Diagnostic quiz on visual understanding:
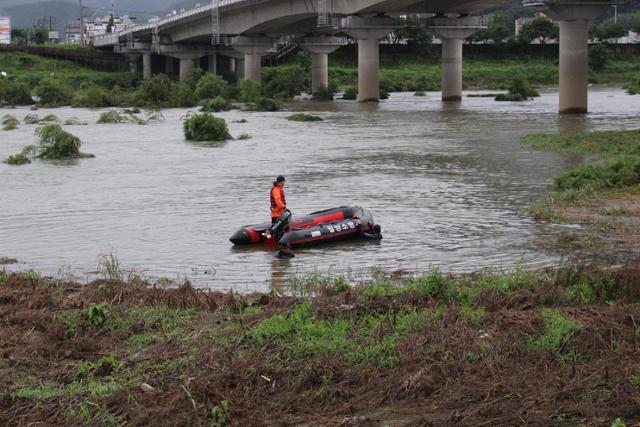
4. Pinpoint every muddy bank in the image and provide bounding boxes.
[1,266,640,426]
